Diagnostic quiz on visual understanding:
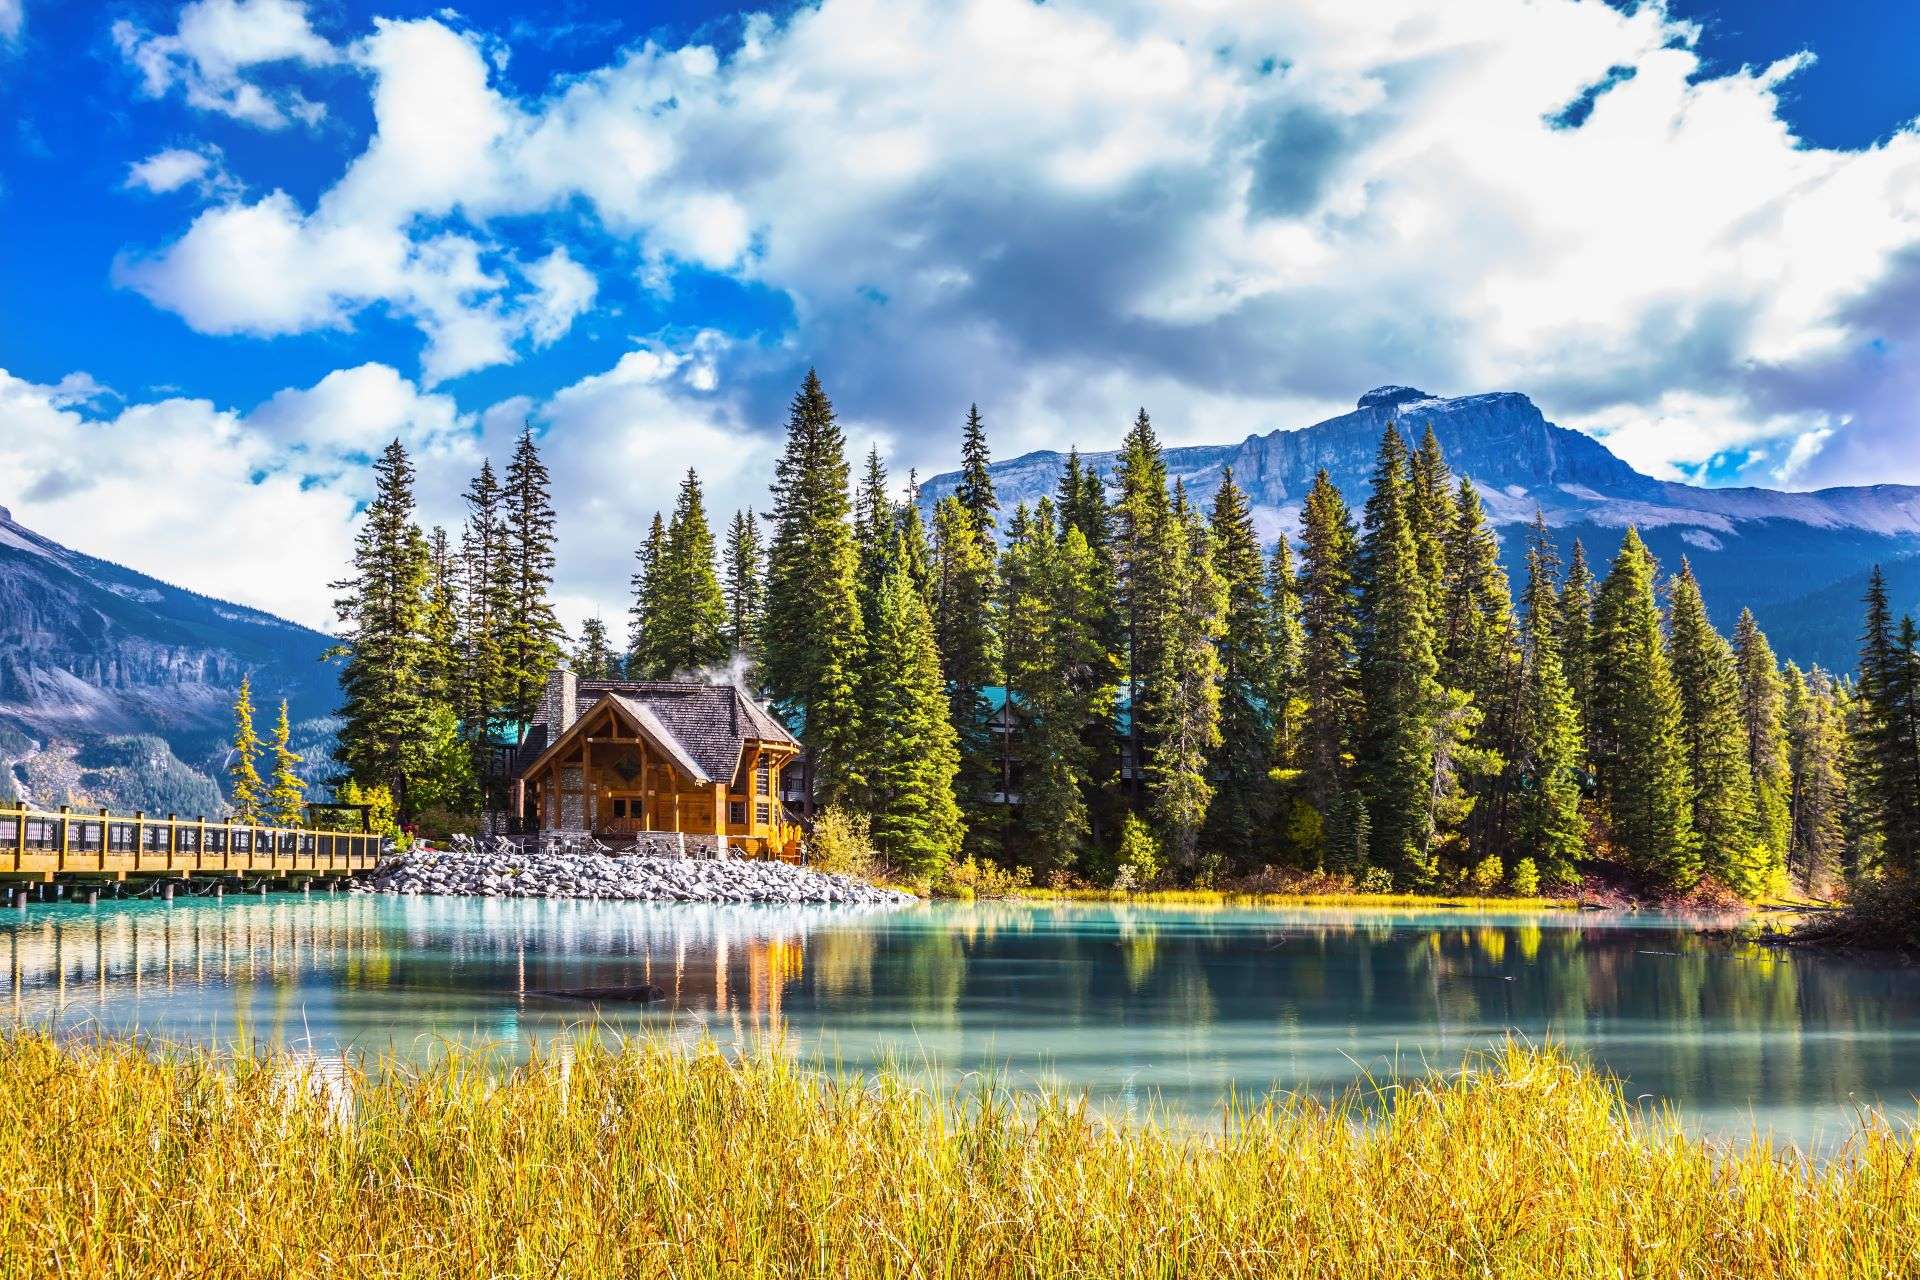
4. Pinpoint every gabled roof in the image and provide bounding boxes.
[514,678,799,784]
